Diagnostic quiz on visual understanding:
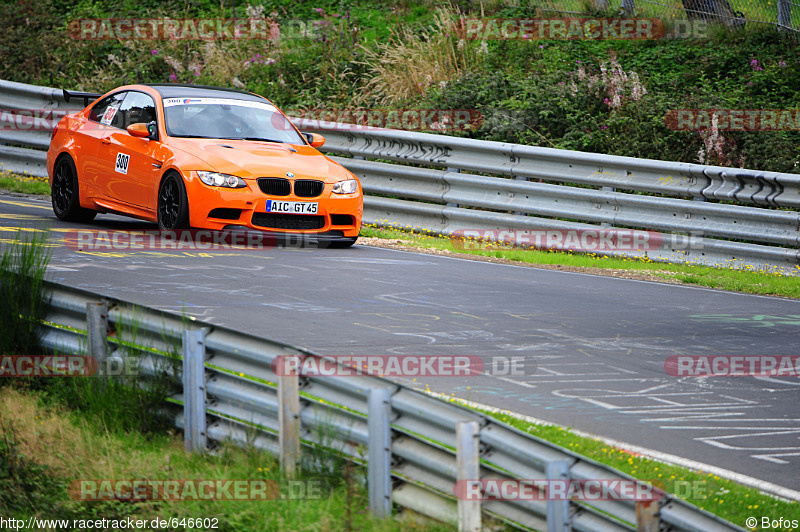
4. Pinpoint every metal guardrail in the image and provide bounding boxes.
[0,79,798,272]
[38,279,751,531]
[294,119,800,272]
